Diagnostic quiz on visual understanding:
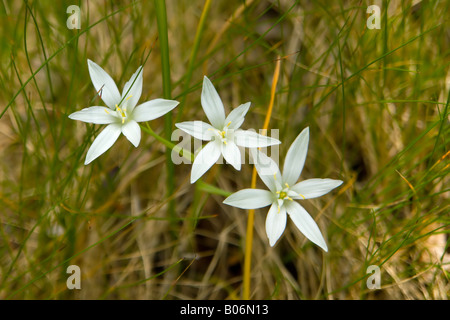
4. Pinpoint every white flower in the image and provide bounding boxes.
[69,59,179,165]
[175,76,281,183]
[223,127,343,251]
